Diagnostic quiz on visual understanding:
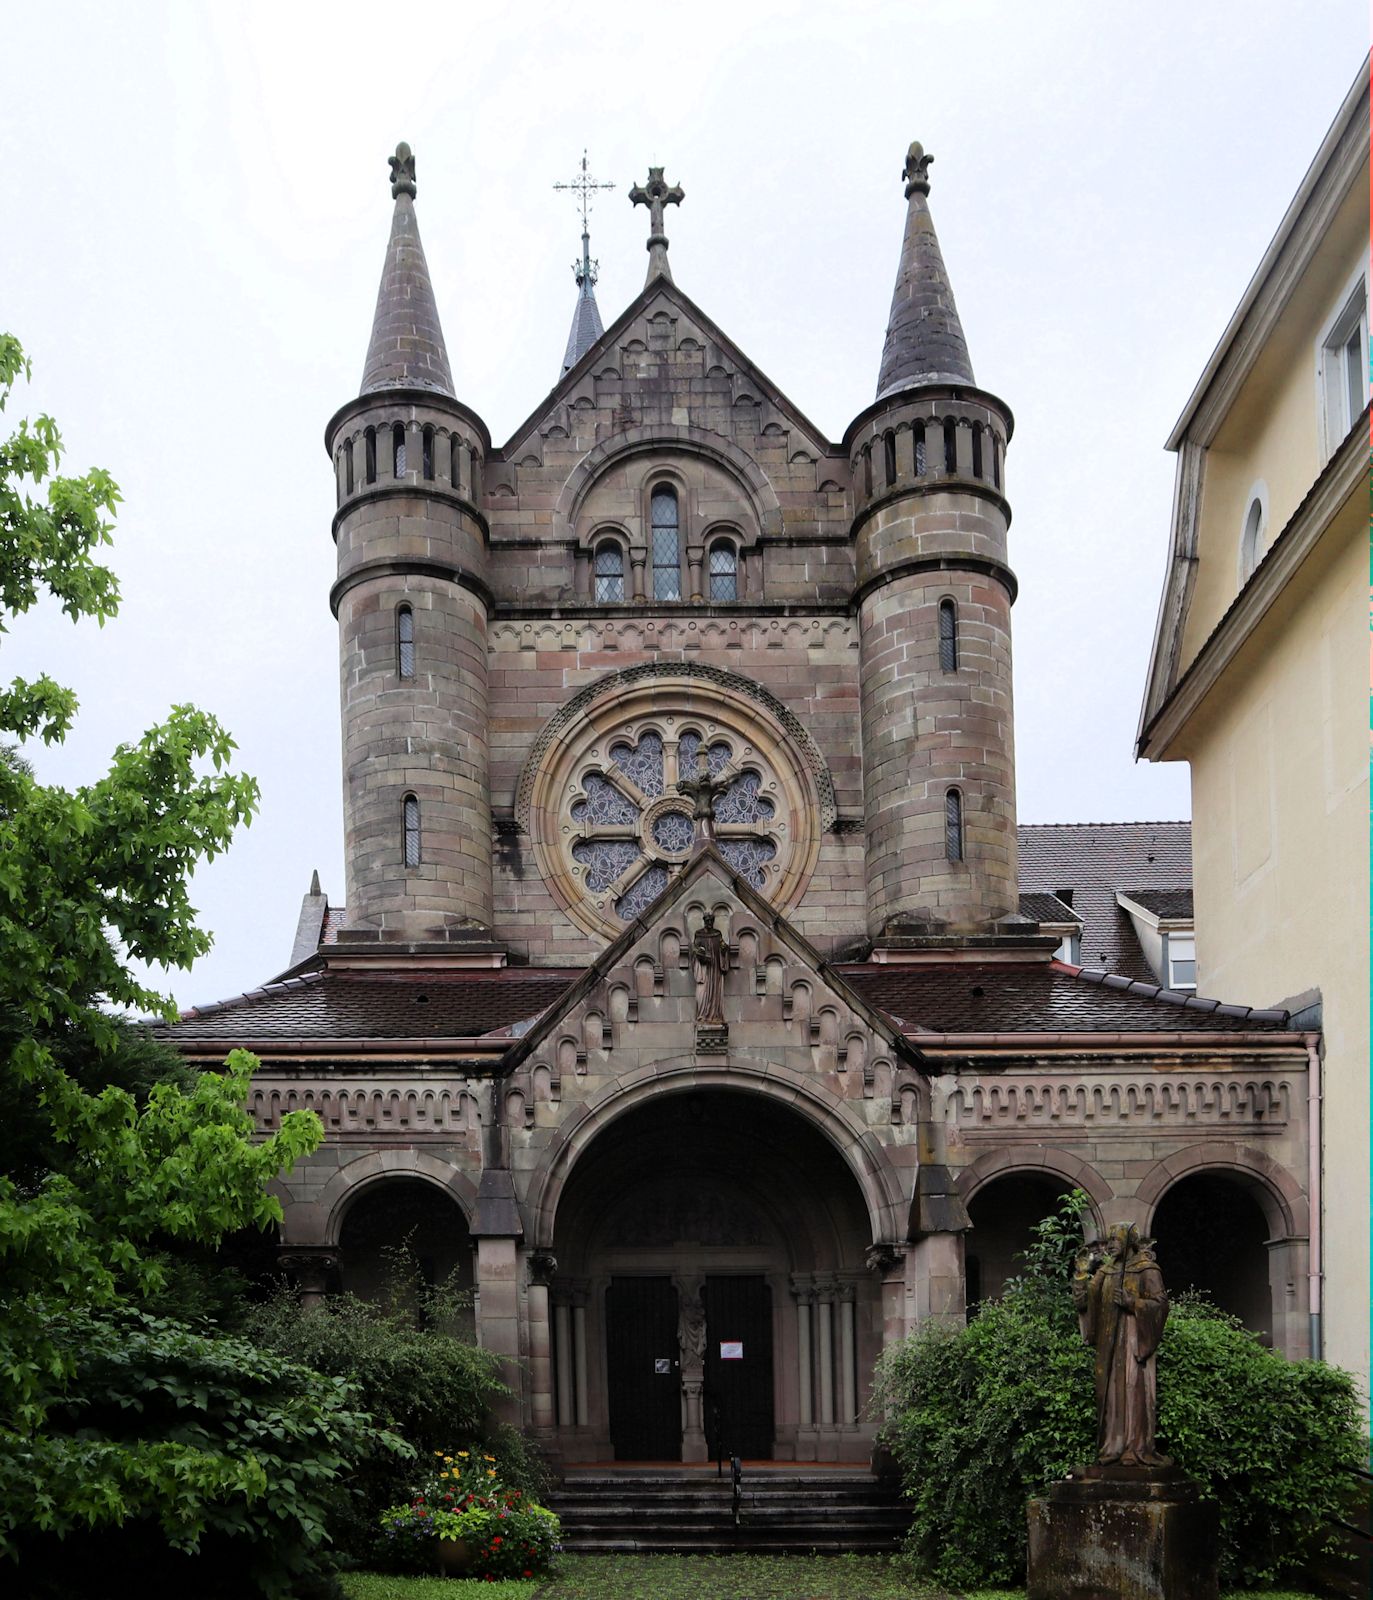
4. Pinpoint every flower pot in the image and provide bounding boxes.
[436,1537,474,1576]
